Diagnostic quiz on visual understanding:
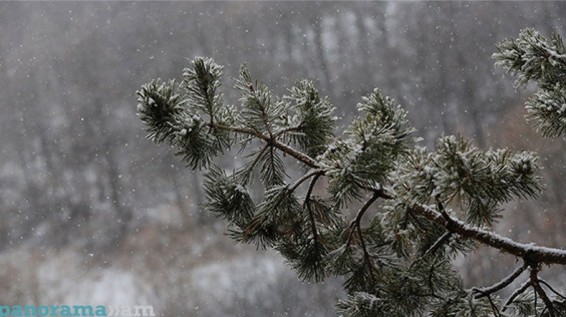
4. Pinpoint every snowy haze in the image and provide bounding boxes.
[1,2,565,316]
